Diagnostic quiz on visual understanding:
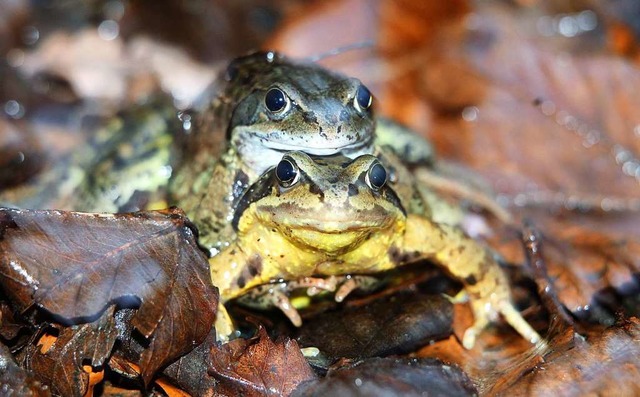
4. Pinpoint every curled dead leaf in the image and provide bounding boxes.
[0,207,218,384]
